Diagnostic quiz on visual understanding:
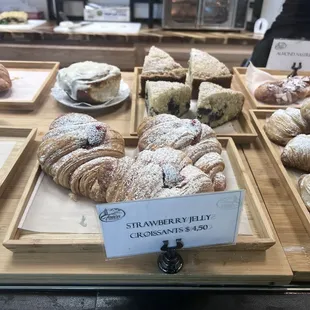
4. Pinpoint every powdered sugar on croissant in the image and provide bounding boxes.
[37,113,125,202]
